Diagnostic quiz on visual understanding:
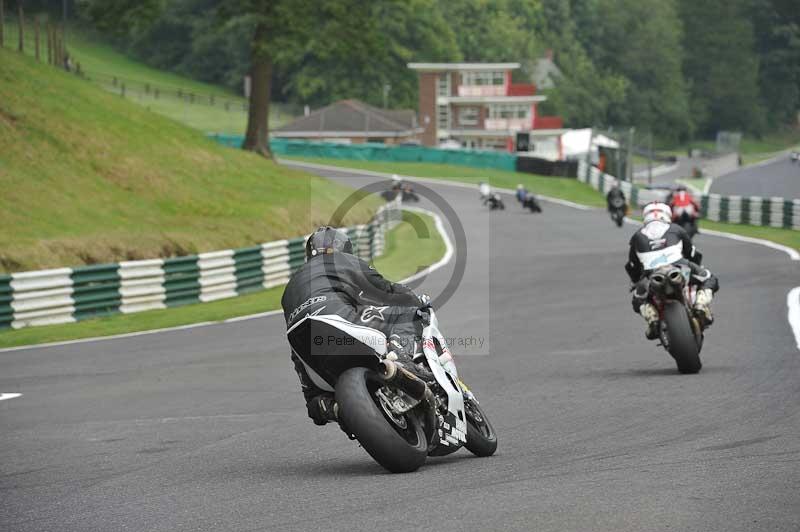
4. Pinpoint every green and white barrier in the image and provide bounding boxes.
[578,159,800,230]
[0,202,401,330]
